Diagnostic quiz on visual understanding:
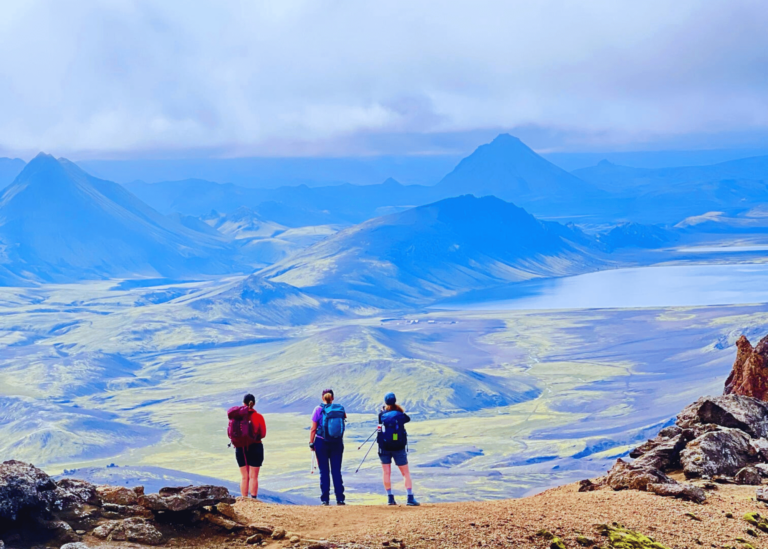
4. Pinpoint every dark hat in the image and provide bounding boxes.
[384,392,397,405]
[322,388,334,397]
